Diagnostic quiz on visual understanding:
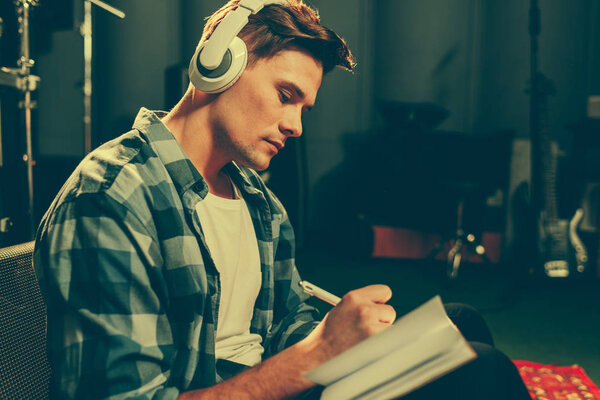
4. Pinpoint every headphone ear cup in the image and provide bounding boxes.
[188,36,248,93]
